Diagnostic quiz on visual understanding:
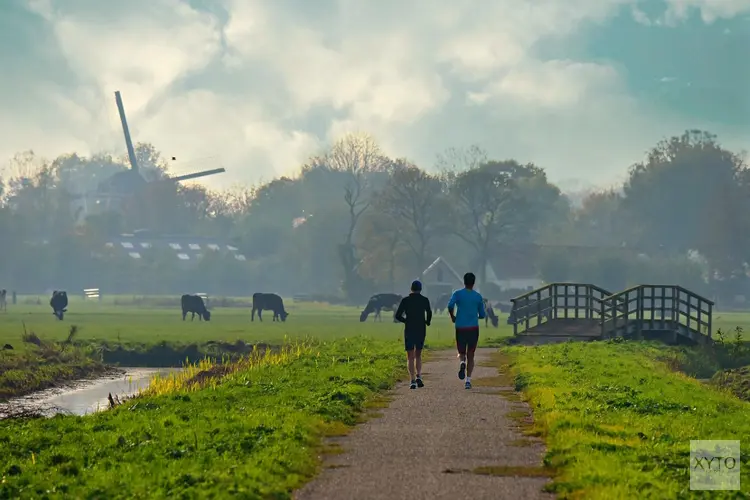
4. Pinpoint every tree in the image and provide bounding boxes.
[435,144,488,175]
[375,159,450,276]
[622,129,749,278]
[323,133,388,300]
[447,162,523,286]
[357,210,408,290]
